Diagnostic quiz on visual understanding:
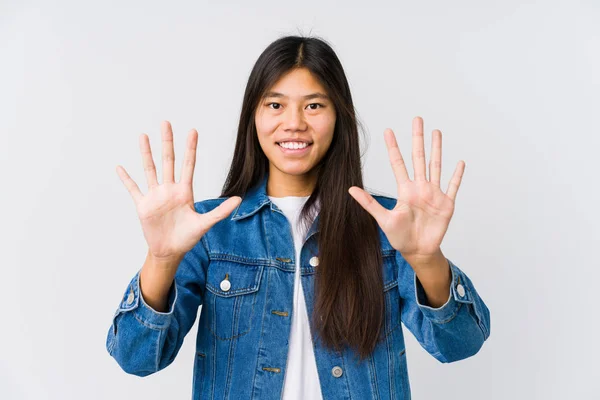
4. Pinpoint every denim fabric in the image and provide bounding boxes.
[106,174,491,399]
